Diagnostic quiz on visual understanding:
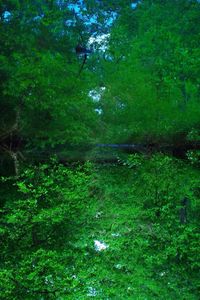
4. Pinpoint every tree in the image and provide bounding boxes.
[98,0,200,145]
[0,0,98,174]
